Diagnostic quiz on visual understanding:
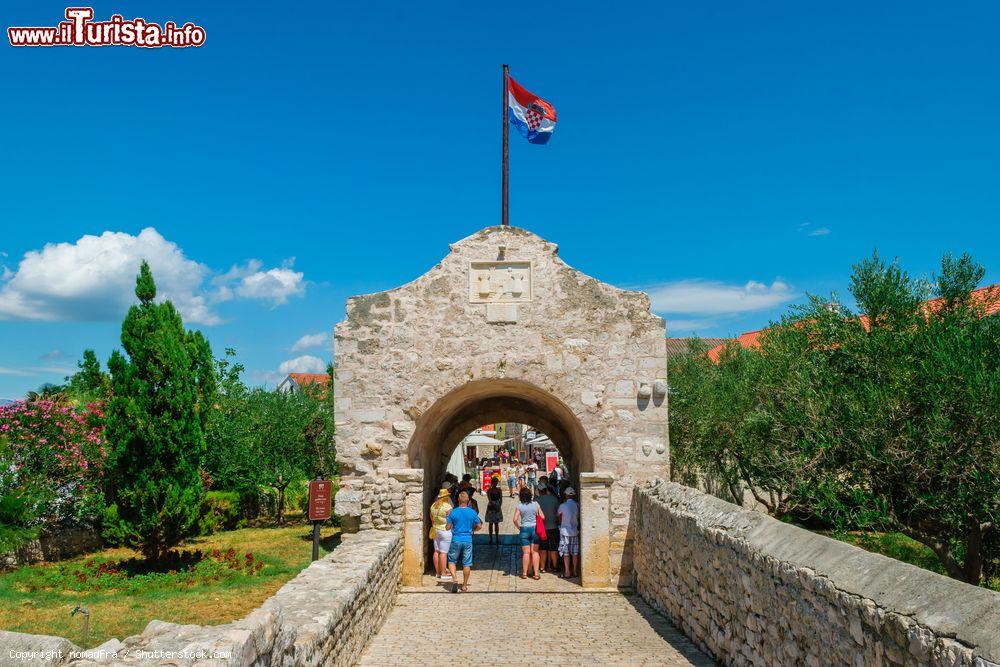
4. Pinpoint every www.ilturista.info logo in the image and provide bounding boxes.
[8,8,205,48]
